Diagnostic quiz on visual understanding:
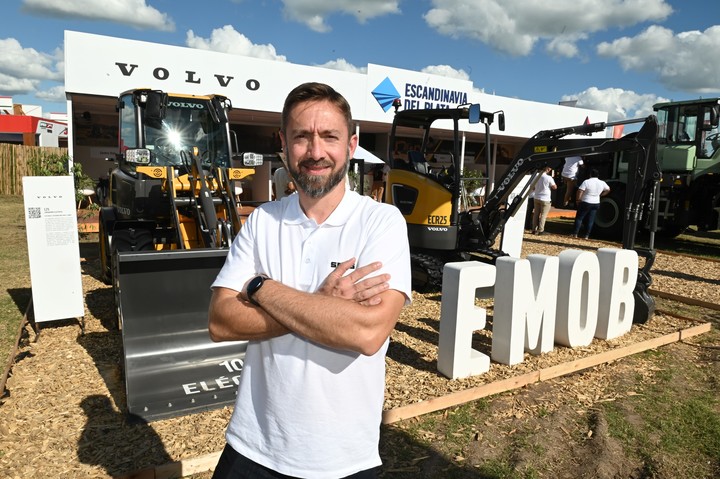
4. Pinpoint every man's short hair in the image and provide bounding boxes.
[281,82,353,137]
